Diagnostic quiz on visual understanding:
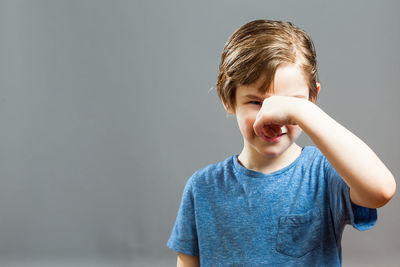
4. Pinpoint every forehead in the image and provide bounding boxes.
[237,63,309,98]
